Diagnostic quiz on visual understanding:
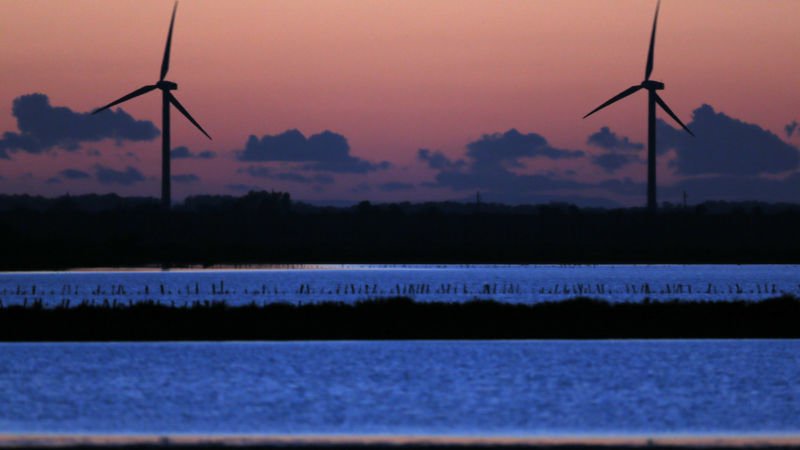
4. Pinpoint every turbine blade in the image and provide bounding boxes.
[91,85,157,114]
[168,93,212,139]
[655,93,694,136]
[645,0,660,80]
[160,2,178,81]
[583,85,643,119]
